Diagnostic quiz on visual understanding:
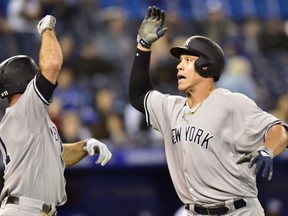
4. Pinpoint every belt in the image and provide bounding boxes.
[185,198,246,215]
[5,196,57,216]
